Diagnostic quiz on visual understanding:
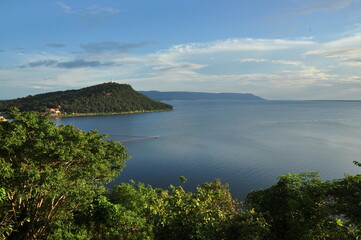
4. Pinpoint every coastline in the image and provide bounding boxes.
[53,108,173,118]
